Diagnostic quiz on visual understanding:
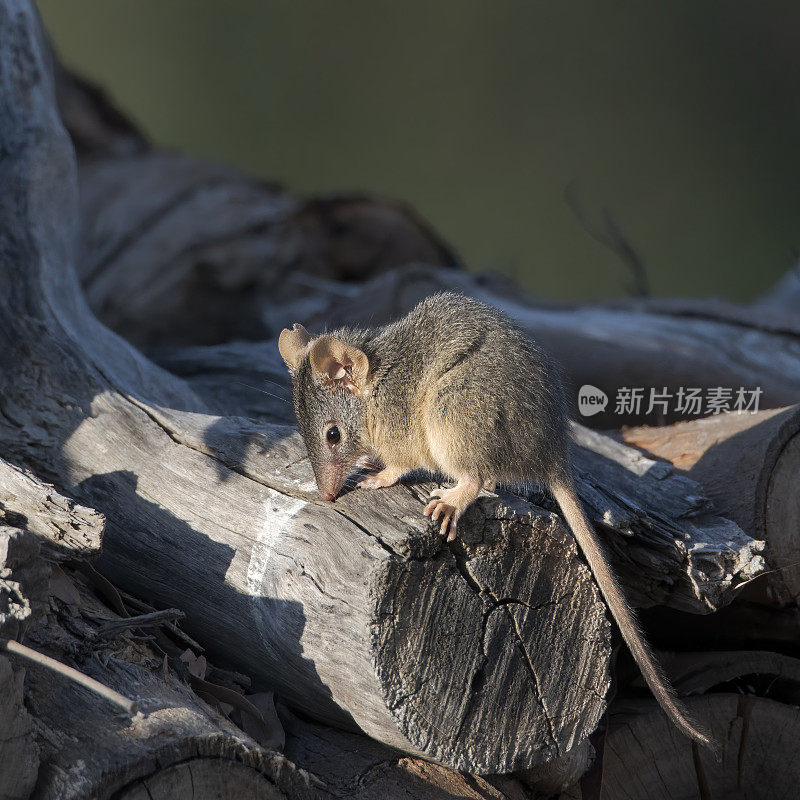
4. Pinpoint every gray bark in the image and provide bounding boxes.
[0,457,104,562]
[283,264,800,427]
[74,152,458,348]
[618,405,800,607]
